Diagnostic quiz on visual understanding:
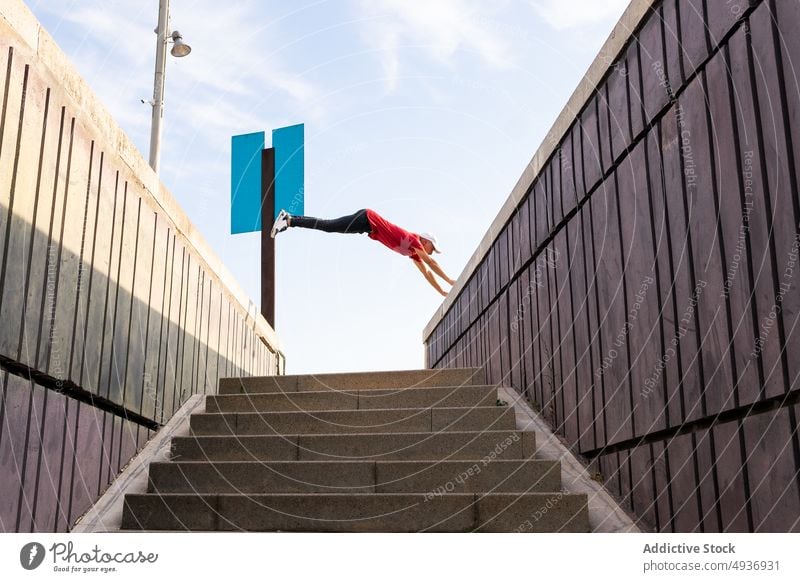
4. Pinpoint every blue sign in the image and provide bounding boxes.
[230,124,305,234]
[230,131,265,234]
[272,124,305,220]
